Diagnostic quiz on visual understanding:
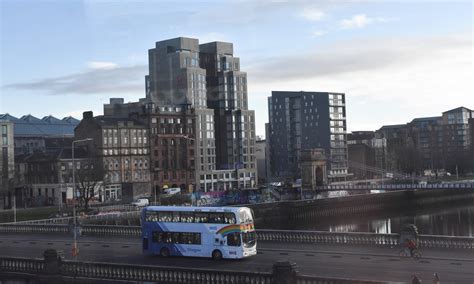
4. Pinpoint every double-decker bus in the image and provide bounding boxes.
[141,206,257,259]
